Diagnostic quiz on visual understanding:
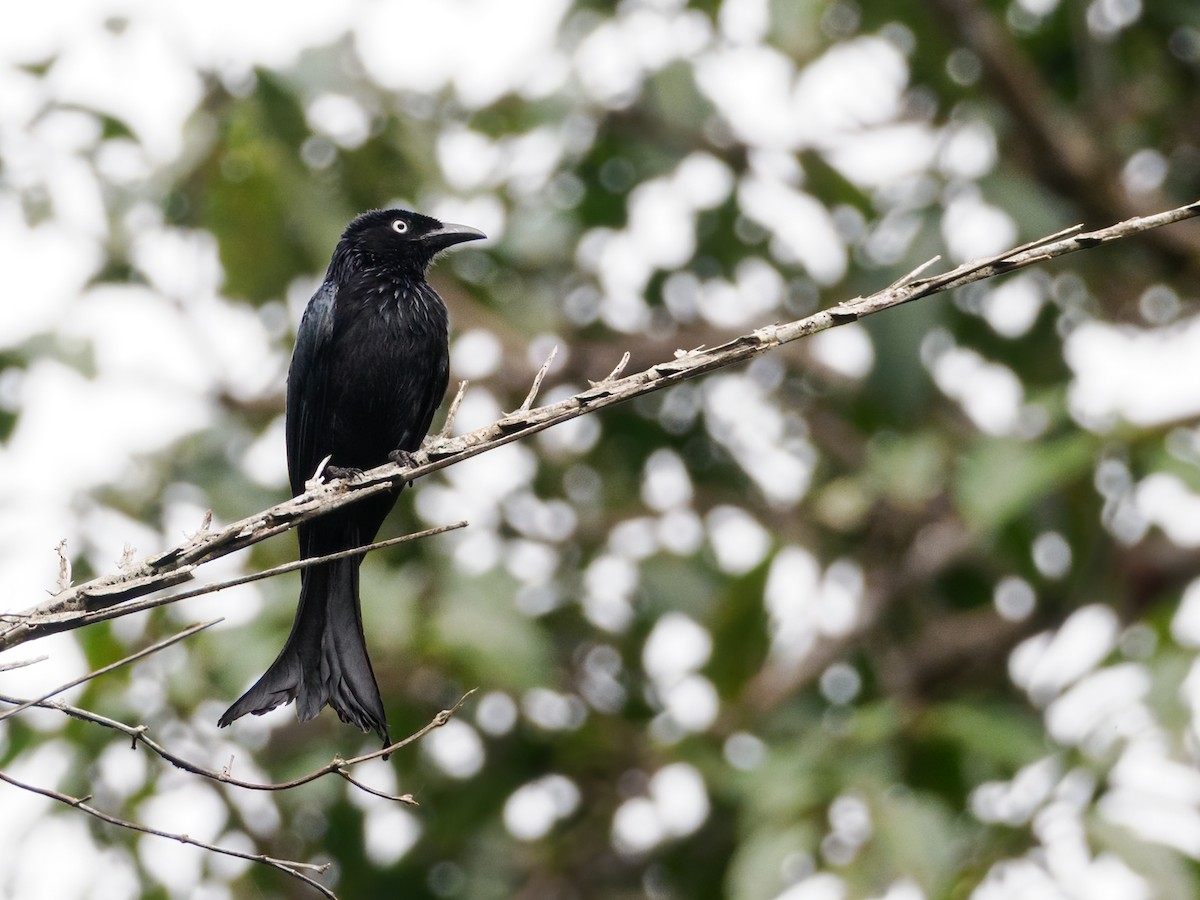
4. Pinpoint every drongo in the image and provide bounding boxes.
[219,209,485,743]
